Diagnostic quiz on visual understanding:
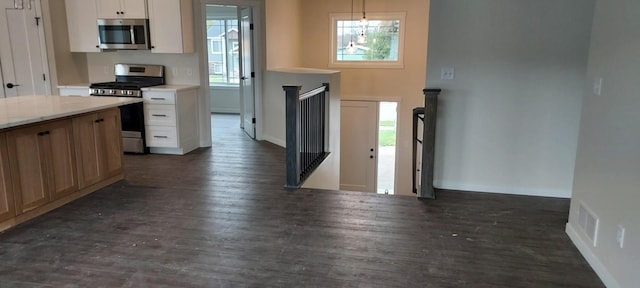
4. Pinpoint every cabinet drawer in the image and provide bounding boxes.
[145,105,176,126]
[146,126,178,148]
[143,91,176,104]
